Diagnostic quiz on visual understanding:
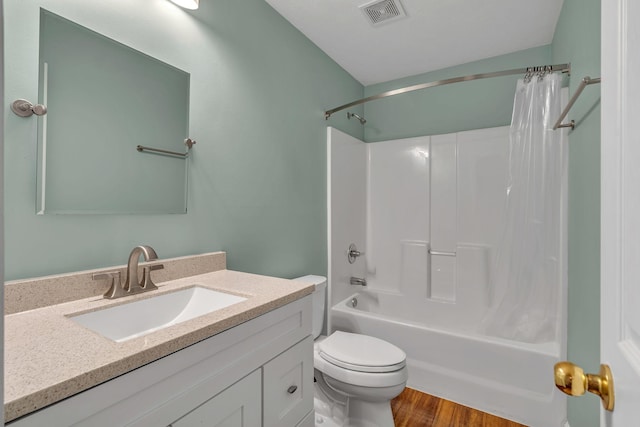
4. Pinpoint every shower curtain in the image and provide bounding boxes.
[483,73,565,343]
